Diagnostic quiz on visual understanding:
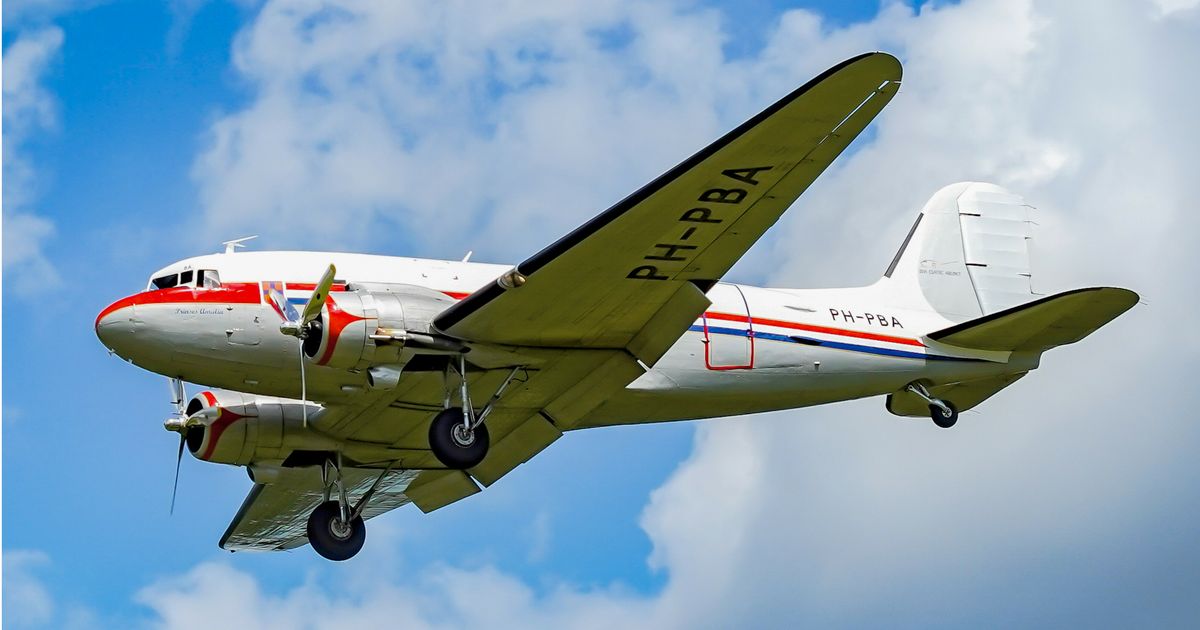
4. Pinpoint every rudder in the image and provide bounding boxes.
[881,182,1036,321]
